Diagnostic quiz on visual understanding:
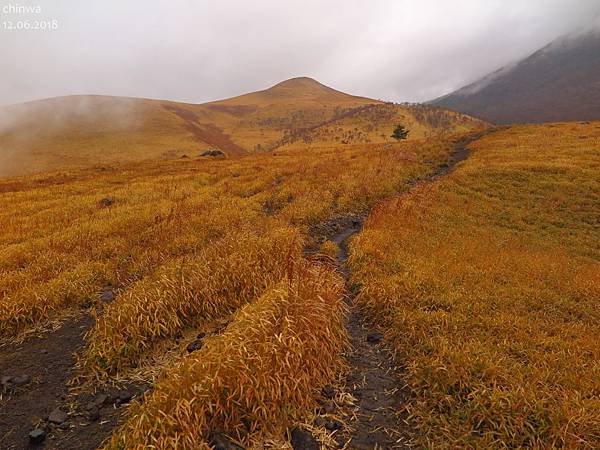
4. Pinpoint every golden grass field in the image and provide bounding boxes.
[0,122,472,446]
[1,78,598,449]
[349,122,600,448]
[0,137,462,341]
